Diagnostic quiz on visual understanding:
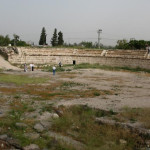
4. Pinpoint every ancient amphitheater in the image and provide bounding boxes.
[0,46,150,69]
